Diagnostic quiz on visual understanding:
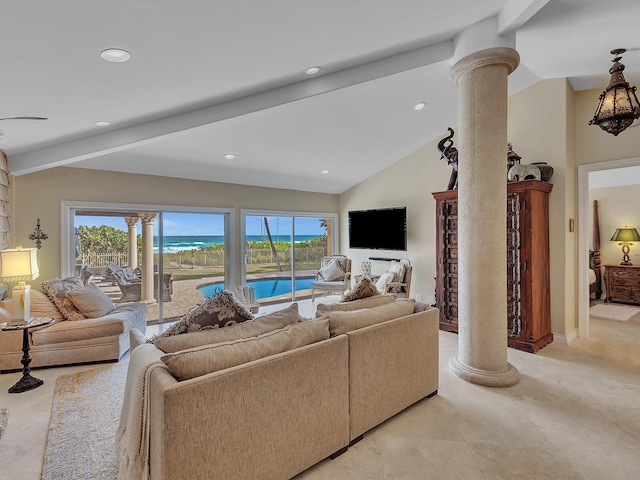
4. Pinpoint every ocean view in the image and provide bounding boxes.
[155,234,322,252]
